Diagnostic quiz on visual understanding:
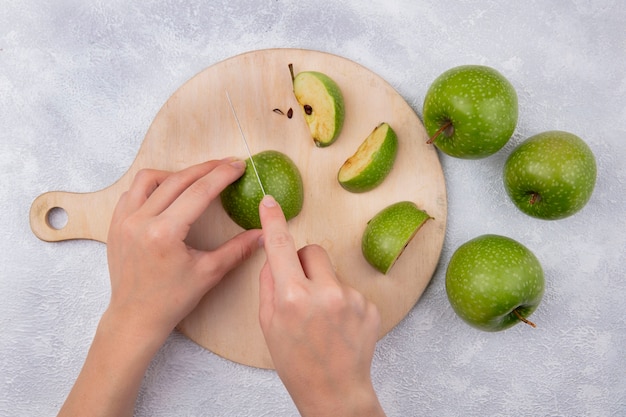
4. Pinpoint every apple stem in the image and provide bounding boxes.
[513,309,537,328]
[426,120,453,145]
[529,193,541,205]
[288,63,295,83]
